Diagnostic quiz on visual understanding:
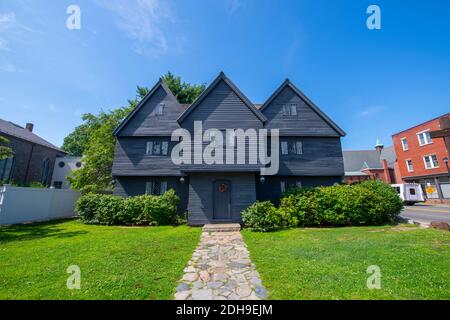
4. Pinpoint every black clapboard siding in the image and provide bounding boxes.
[256,175,342,204]
[118,85,183,136]
[262,85,340,136]
[114,176,189,214]
[112,137,182,176]
[182,80,264,131]
[187,173,256,226]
